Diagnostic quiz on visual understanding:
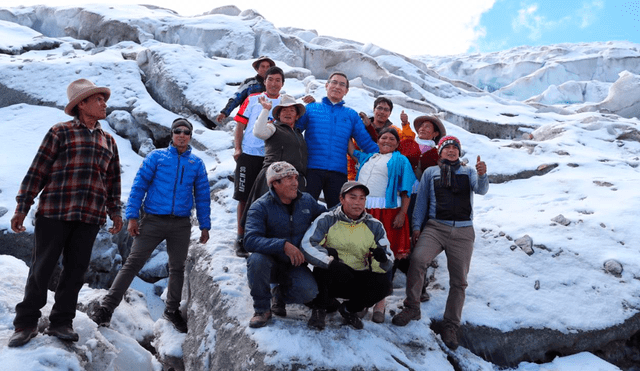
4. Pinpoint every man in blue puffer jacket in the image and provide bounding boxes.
[90,118,211,333]
[296,72,378,208]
